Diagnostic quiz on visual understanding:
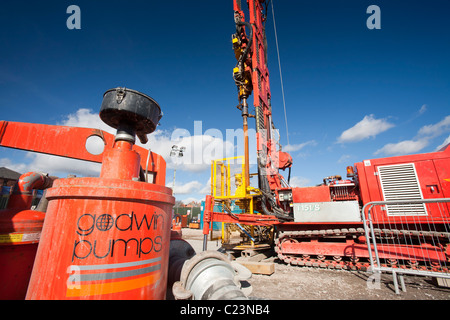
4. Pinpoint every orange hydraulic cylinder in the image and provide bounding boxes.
[26,141,175,300]
[202,195,213,236]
